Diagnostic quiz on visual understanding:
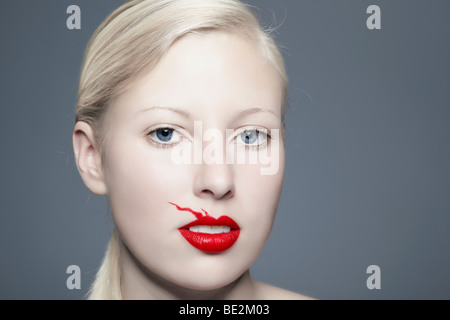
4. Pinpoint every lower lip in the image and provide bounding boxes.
[179,229,240,253]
